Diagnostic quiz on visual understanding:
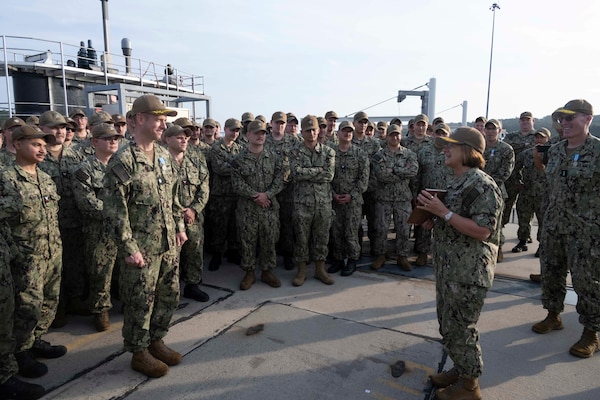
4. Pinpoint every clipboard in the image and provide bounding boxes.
[407,189,448,225]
